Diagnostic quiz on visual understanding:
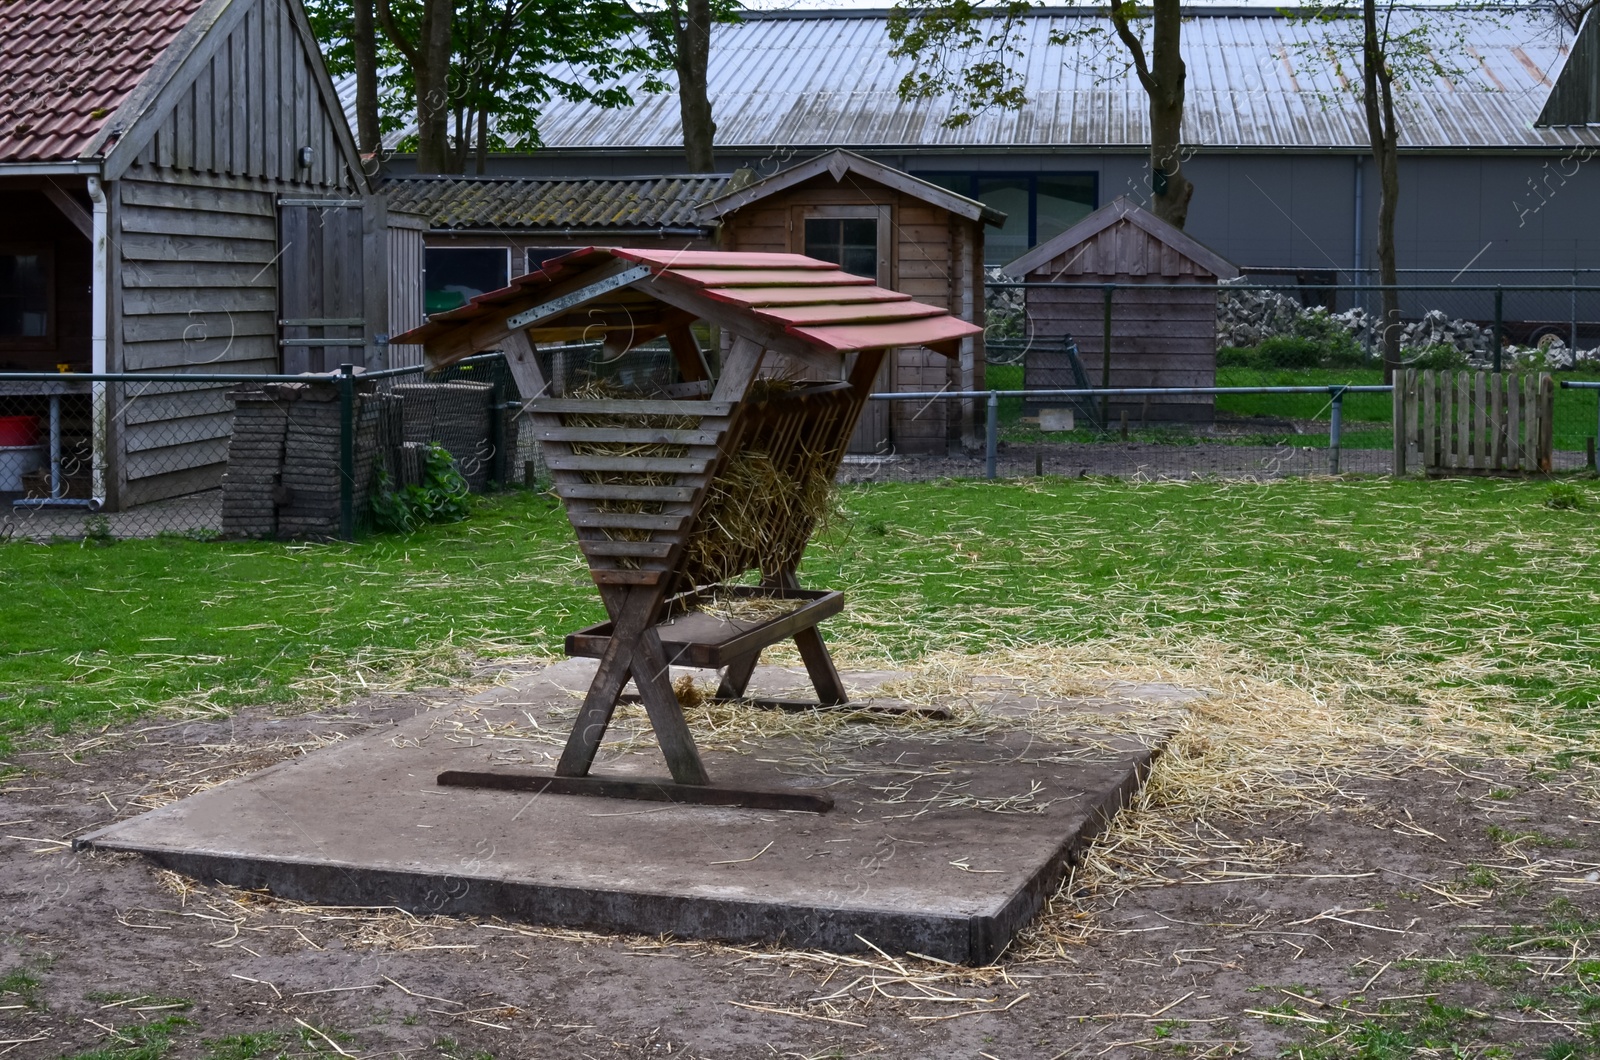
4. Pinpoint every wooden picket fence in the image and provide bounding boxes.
[1391,368,1554,476]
